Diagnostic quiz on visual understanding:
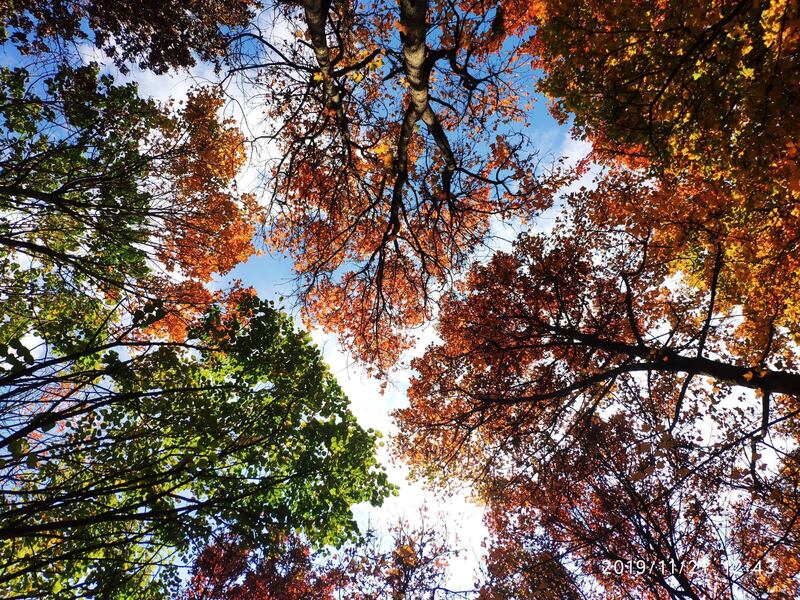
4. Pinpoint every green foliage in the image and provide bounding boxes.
[0,62,166,352]
[0,297,393,597]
